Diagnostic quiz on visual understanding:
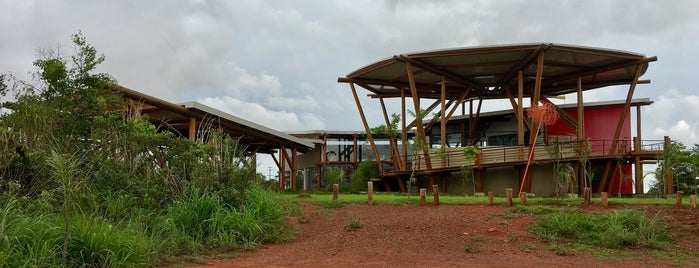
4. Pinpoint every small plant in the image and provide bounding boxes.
[464,236,485,253]
[520,244,535,252]
[345,214,363,231]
